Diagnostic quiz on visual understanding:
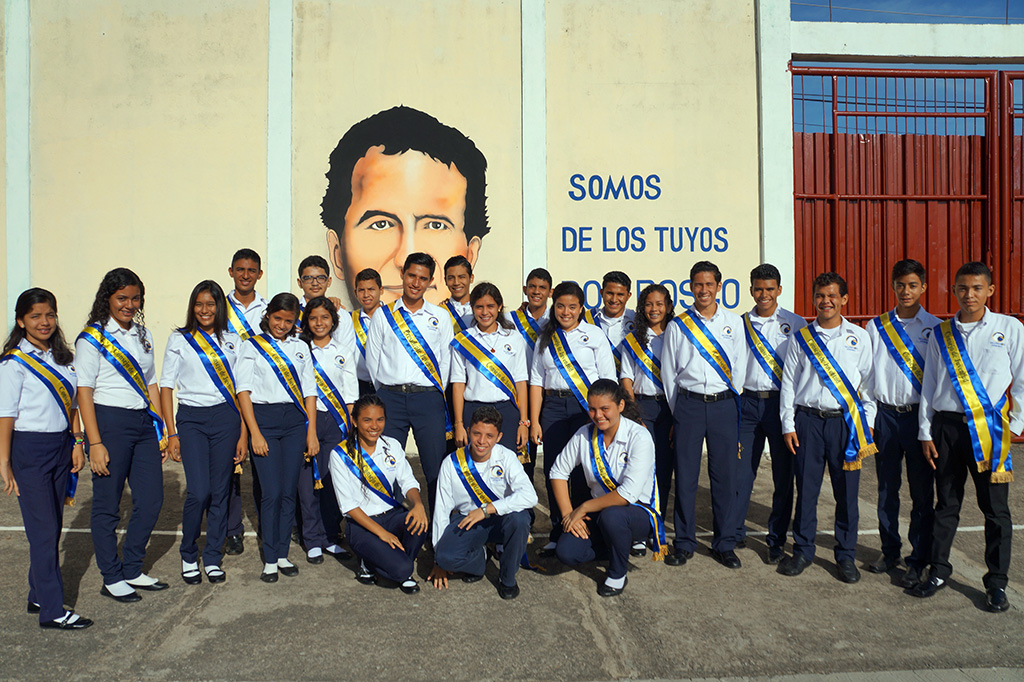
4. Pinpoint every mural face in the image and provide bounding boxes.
[321,106,489,306]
